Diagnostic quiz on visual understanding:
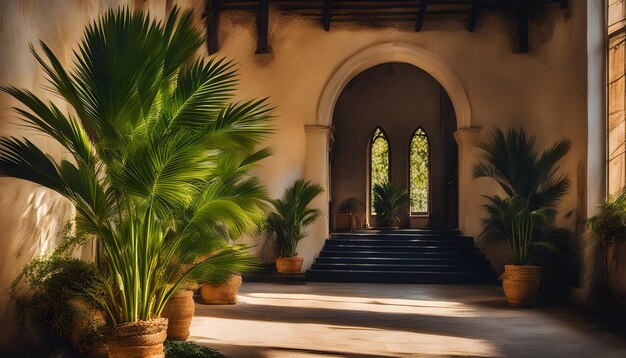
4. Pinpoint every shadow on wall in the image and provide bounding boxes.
[0,180,76,351]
